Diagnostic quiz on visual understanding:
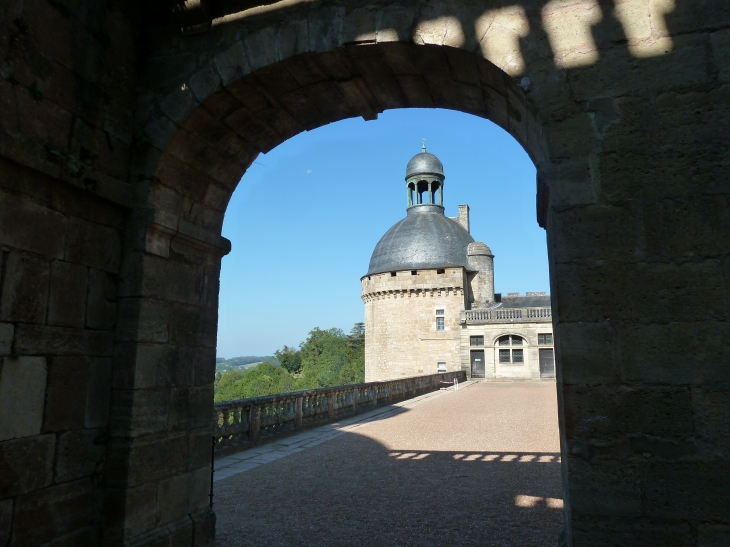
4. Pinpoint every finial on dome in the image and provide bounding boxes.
[422,139,426,153]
